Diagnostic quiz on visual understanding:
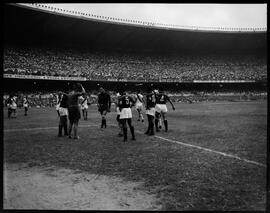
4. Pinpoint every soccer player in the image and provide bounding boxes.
[119,90,136,142]
[81,94,89,120]
[115,91,123,137]
[58,91,69,137]
[6,95,12,119]
[55,92,61,117]
[10,95,17,118]
[145,87,156,136]
[135,90,144,122]
[67,83,86,139]
[155,87,175,132]
[23,96,29,116]
[97,87,111,128]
